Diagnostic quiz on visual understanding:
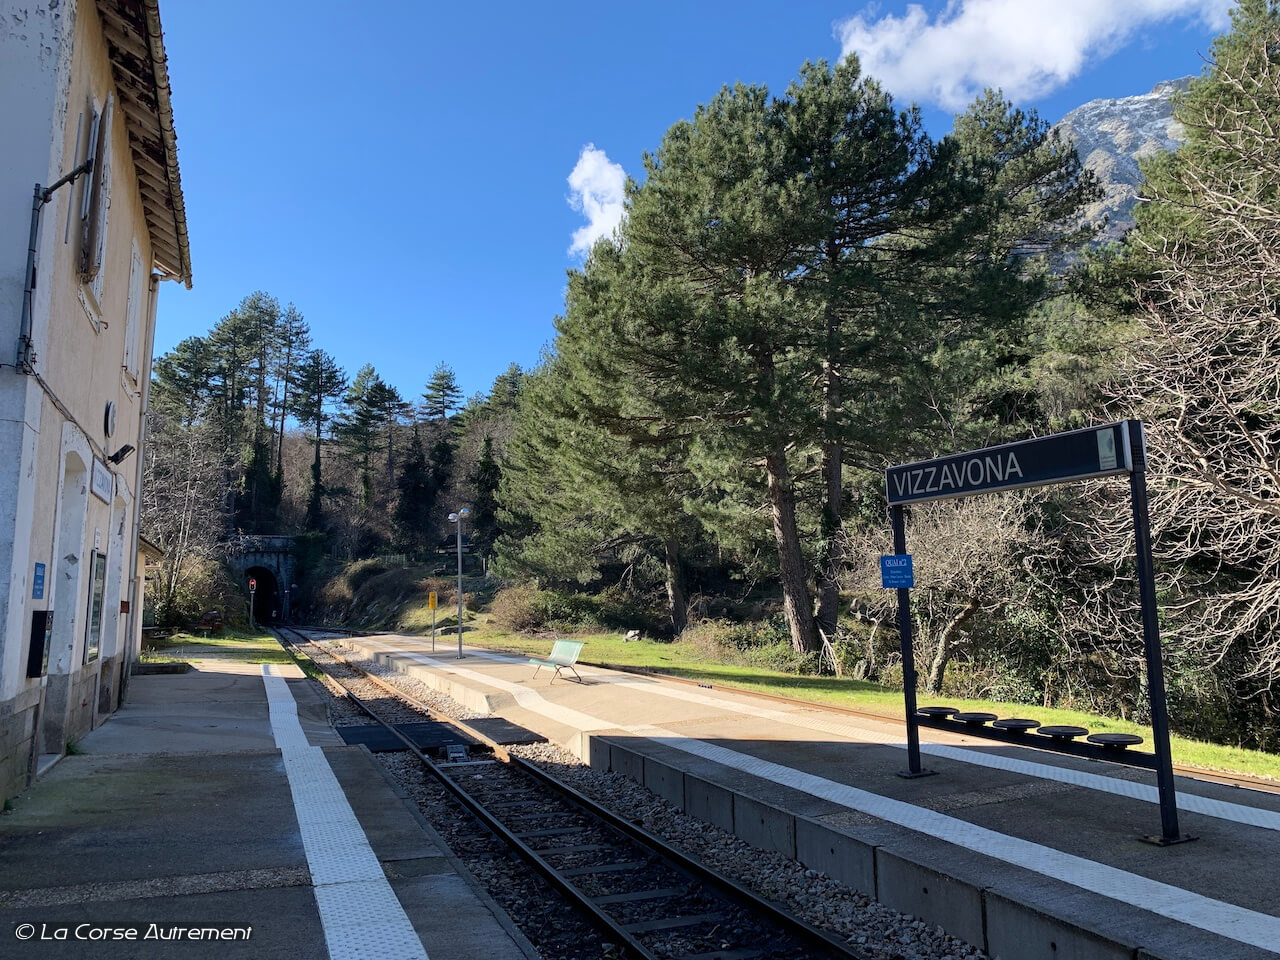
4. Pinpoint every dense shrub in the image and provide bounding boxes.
[344,558,388,593]
[683,616,790,651]
[489,585,664,634]
[490,585,546,631]
[682,617,821,674]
